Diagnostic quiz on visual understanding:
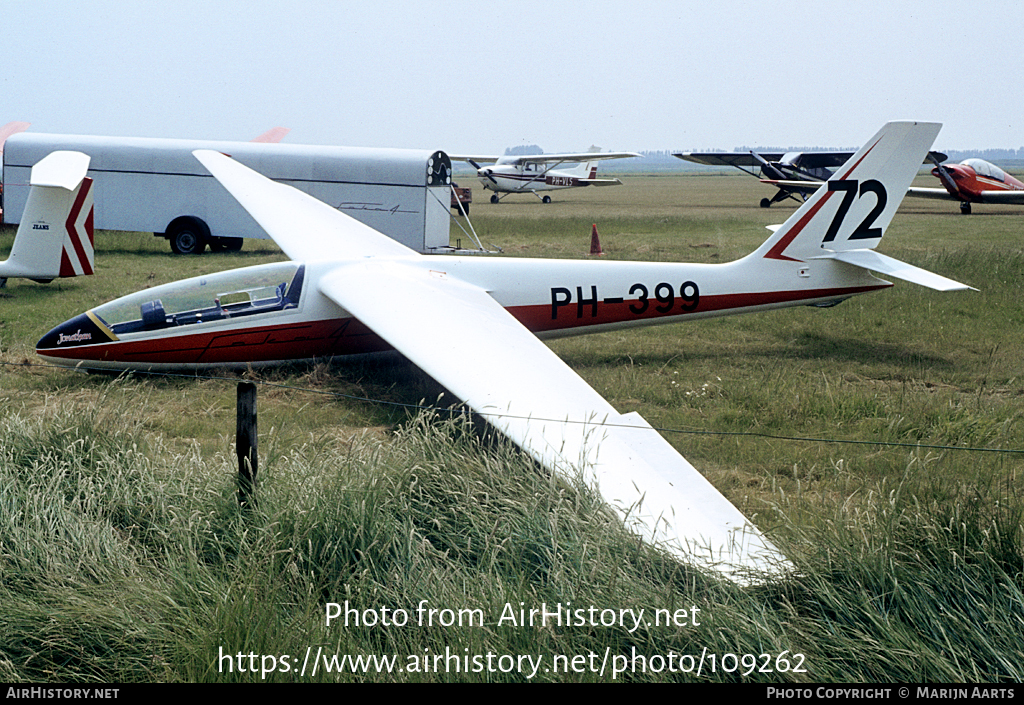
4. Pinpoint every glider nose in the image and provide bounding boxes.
[36,311,113,357]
